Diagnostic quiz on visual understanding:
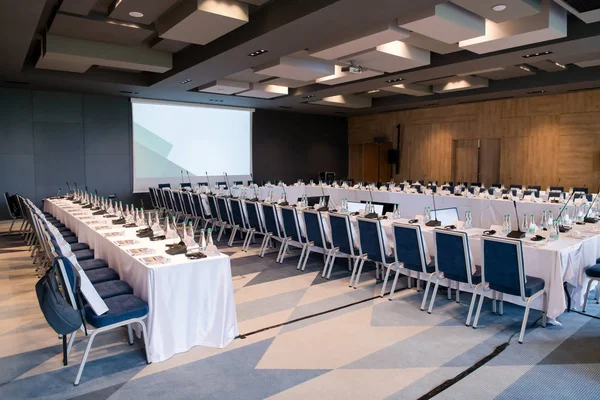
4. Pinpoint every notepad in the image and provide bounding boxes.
[104,231,125,237]
[140,256,170,266]
[92,225,113,231]
[114,239,138,246]
[126,247,156,256]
